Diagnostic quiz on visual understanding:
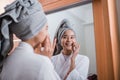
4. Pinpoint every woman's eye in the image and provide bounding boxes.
[71,36,75,39]
[63,36,67,39]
